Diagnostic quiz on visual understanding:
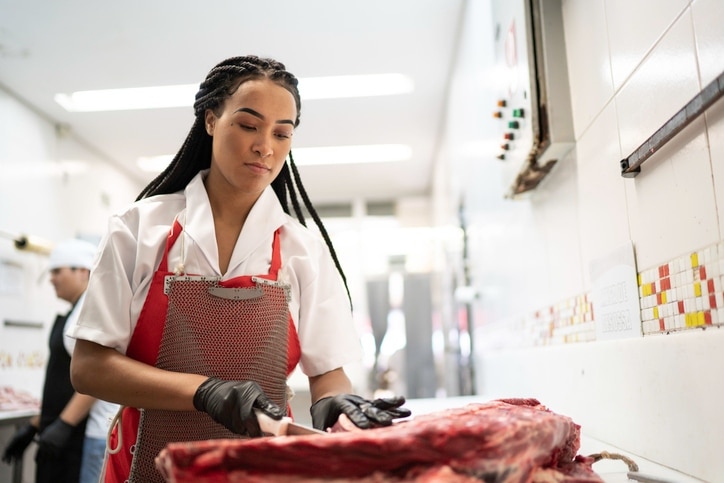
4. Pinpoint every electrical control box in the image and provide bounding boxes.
[490,0,575,198]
